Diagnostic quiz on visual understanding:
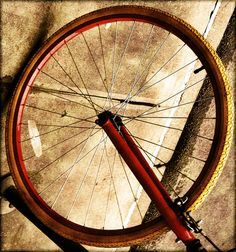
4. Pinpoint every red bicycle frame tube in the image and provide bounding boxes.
[99,115,196,244]
[120,124,173,206]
